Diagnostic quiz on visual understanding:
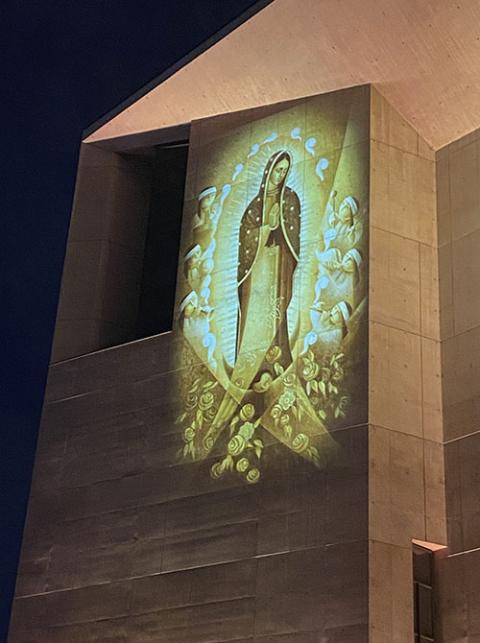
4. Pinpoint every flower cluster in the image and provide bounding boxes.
[299,350,350,422]
[269,382,324,468]
[210,403,264,484]
[177,373,219,460]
